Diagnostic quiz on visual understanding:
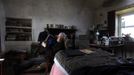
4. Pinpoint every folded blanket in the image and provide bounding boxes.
[71,64,134,75]
[55,49,118,74]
